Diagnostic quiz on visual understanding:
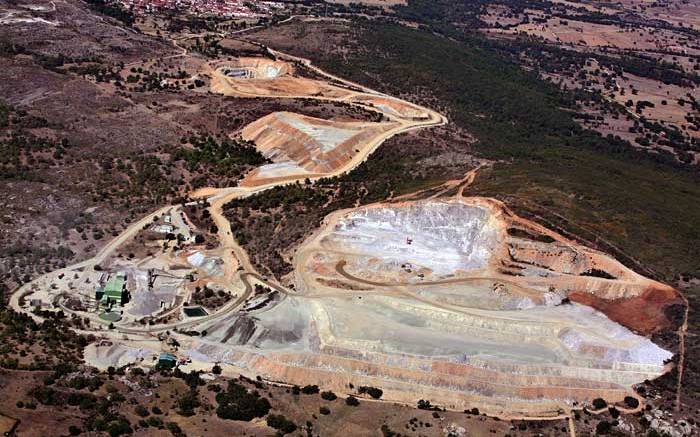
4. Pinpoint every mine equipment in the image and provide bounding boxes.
[147,269,185,289]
